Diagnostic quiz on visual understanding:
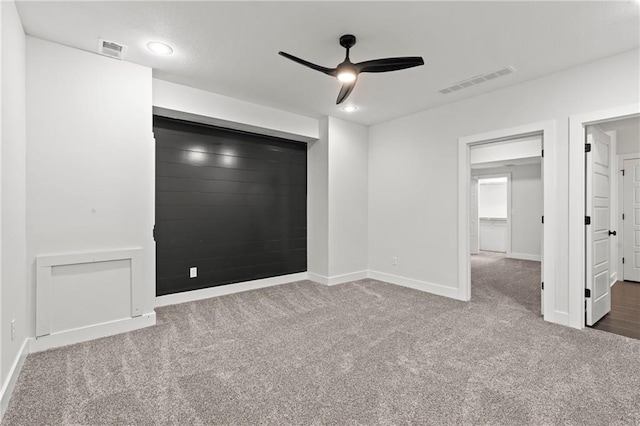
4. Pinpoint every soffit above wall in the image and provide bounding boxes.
[471,156,542,171]
[470,135,542,165]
